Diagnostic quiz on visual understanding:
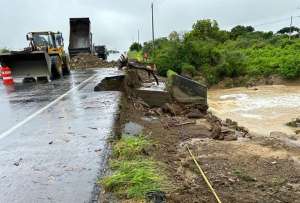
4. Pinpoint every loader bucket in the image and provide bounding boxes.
[0,51,51,79]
